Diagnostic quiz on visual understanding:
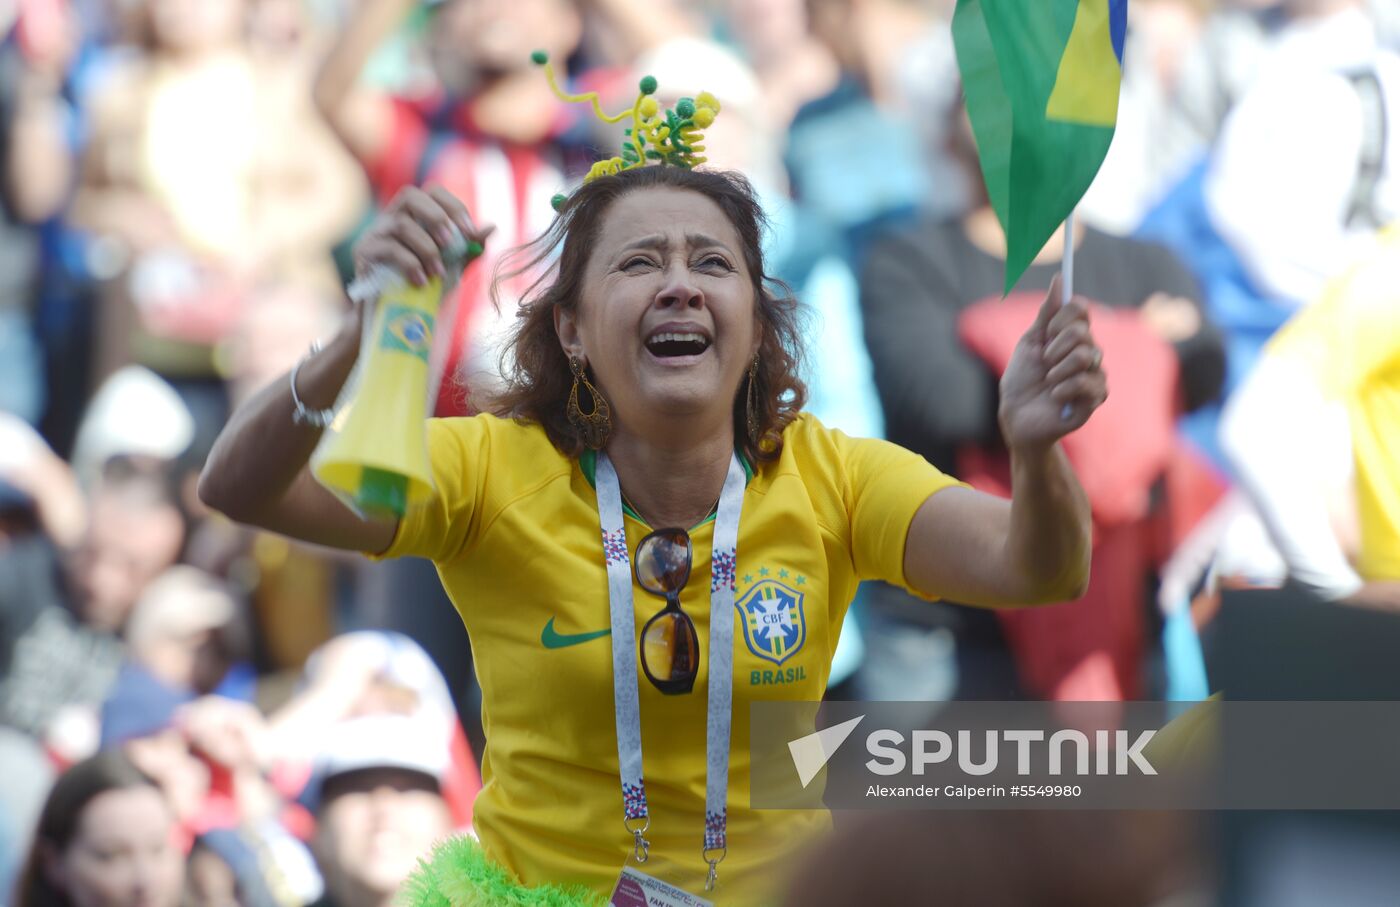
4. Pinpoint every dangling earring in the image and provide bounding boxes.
[745,354,760,447]
[567,355,612,450]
